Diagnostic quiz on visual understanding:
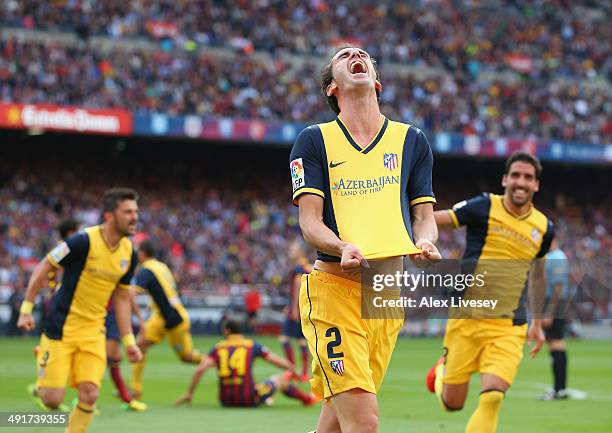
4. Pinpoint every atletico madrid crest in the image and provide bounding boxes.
[383,153,398,171]
[330,359,345,376]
